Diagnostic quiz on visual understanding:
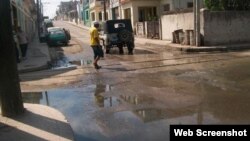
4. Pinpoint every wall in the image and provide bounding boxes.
[161,12,194,41]
[161,10,250,45]
[202,10,250,46]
